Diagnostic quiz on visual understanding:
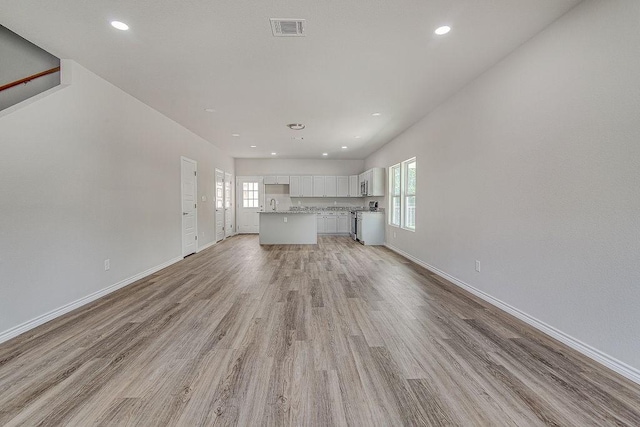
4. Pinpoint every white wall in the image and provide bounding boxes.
[235,158,364,176]
[366,0,640,379]
[0,60,233,337]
